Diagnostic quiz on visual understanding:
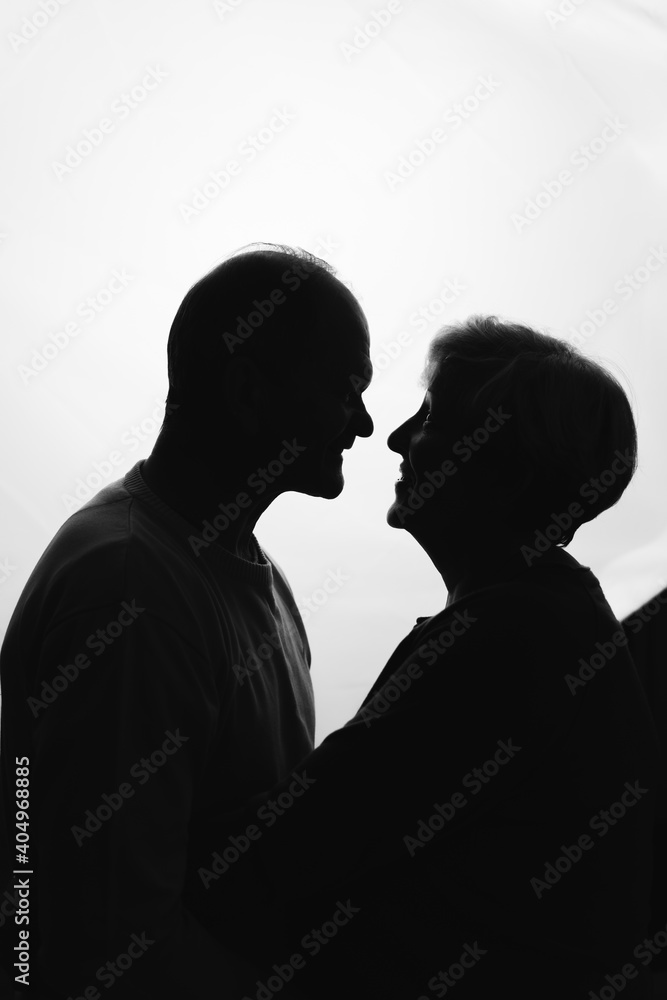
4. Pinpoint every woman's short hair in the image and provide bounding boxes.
[422,315,638,545]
